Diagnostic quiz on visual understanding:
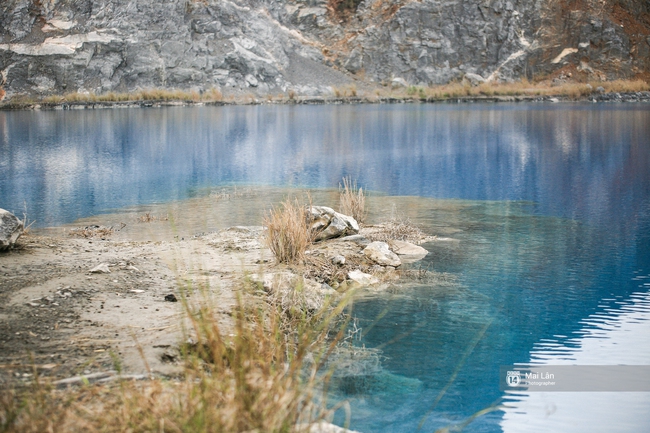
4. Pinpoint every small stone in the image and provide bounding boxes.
[89,263,111,274]
[347,269,379,286]
[332,255,346,266]
[164,294,178,302]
